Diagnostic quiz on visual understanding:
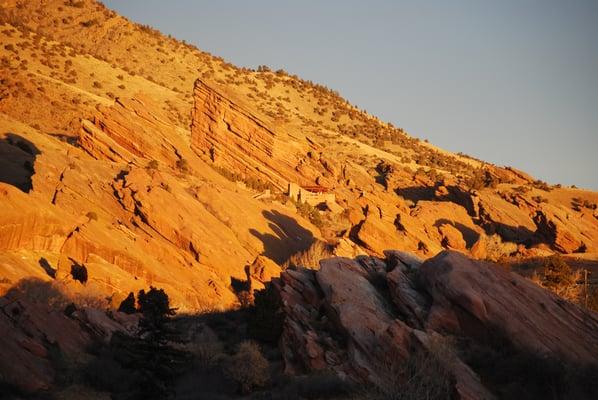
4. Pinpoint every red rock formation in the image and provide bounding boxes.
[0,281,138,393]
[246,255,281,292]
[191,79,317,189]
[276,250,598,398]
